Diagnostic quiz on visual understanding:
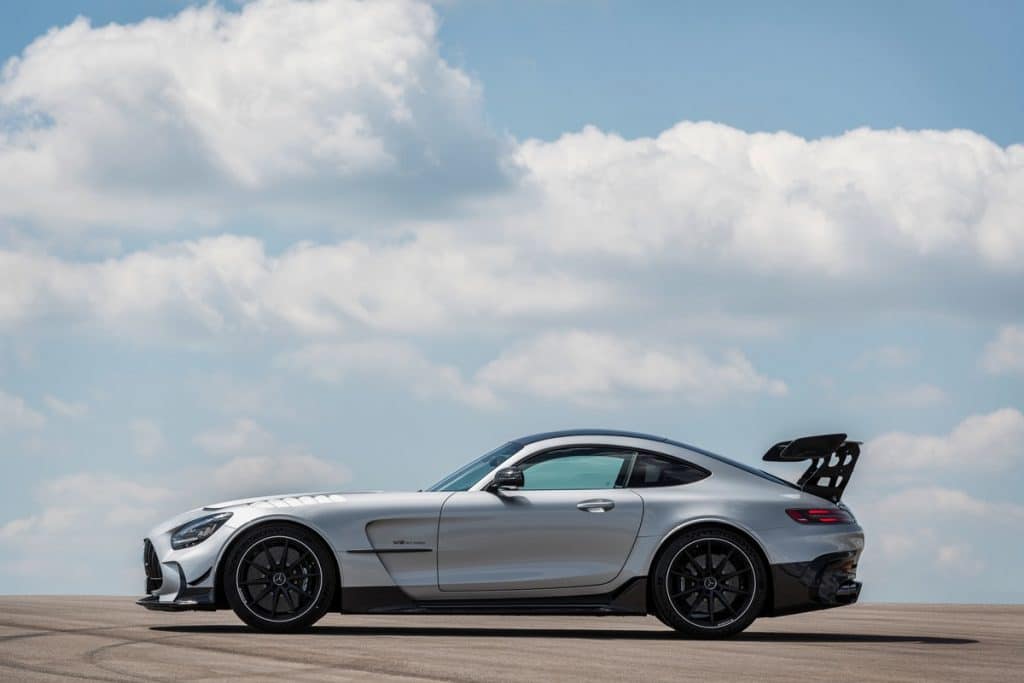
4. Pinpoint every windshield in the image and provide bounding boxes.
[426,441,523,491]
